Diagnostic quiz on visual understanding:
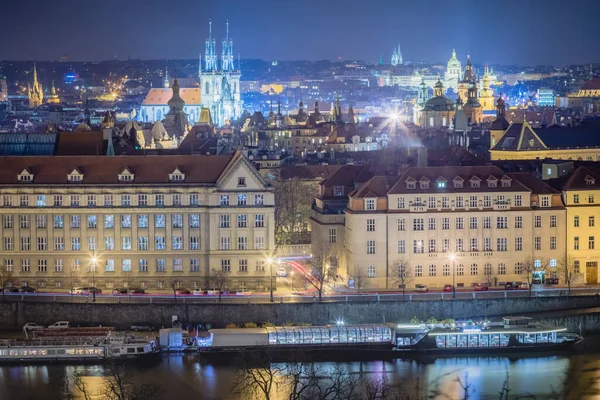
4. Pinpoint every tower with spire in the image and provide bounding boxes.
[28,63,43,107]
[163,67,169,90]
[458,54,475,100]
[391,44,403,66]
[444,49,462,91]
[47,80,61,104]
[199,20,242,126]
[479,64,495,113]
